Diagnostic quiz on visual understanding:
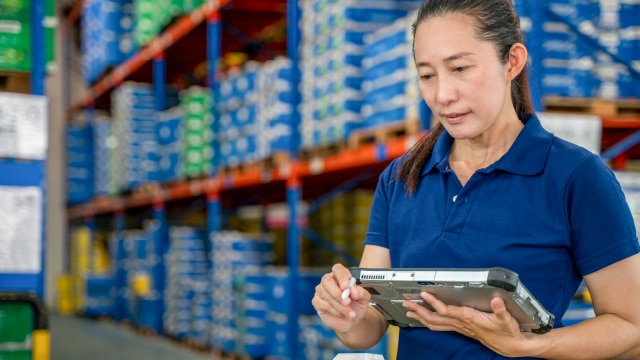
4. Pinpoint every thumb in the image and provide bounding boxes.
[491,297,510,323]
